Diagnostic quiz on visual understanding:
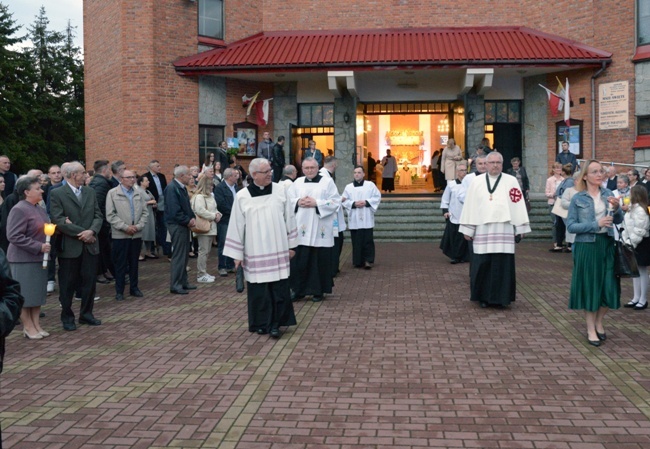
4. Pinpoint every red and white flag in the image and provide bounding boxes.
[539,84,562,116]
[255,99,272,126]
